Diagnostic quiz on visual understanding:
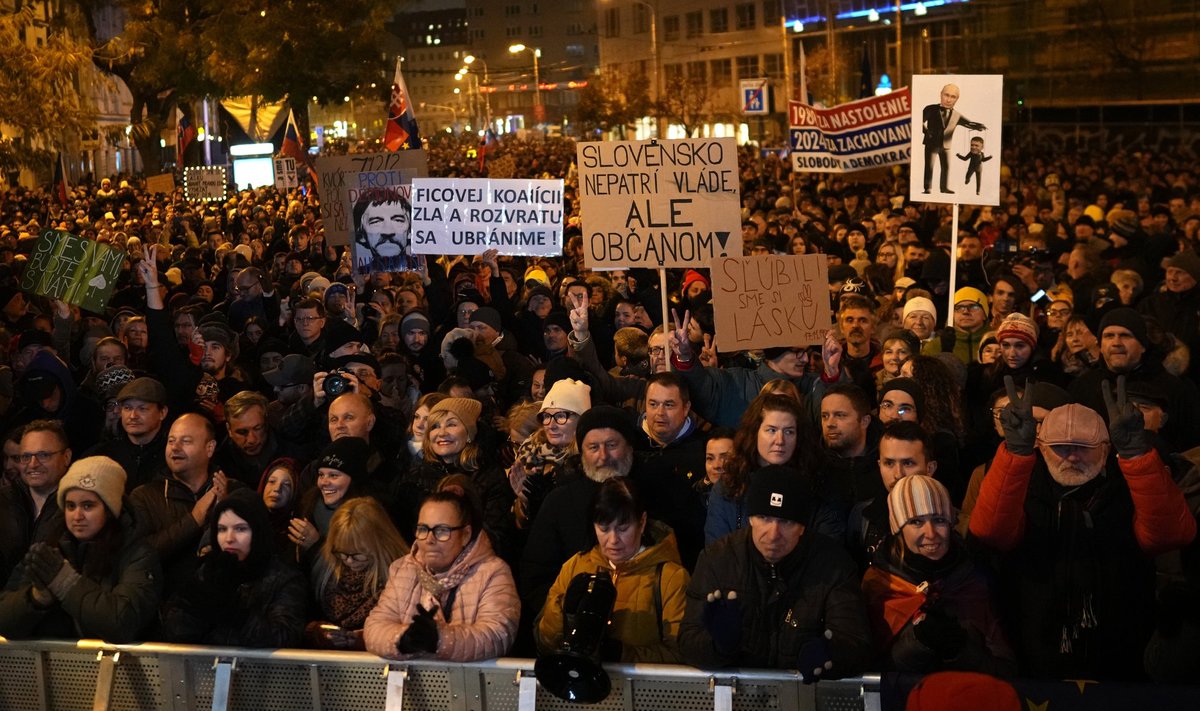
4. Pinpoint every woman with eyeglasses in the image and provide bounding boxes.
[365,478,519,661]
[306,497,409,650]
[861,475,1014,675]
[509,379,590,529]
